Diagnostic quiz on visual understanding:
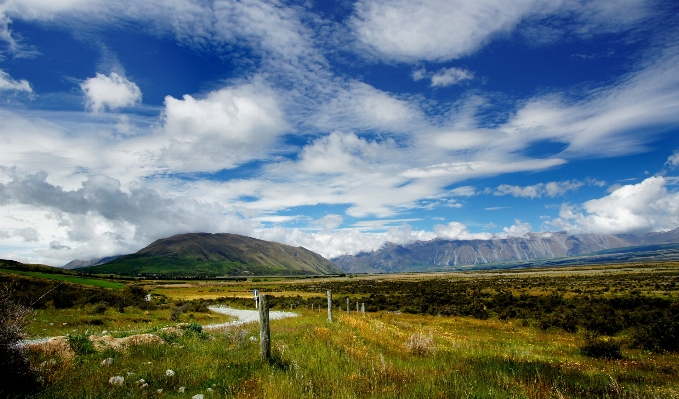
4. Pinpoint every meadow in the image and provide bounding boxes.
[4,262,679,398]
